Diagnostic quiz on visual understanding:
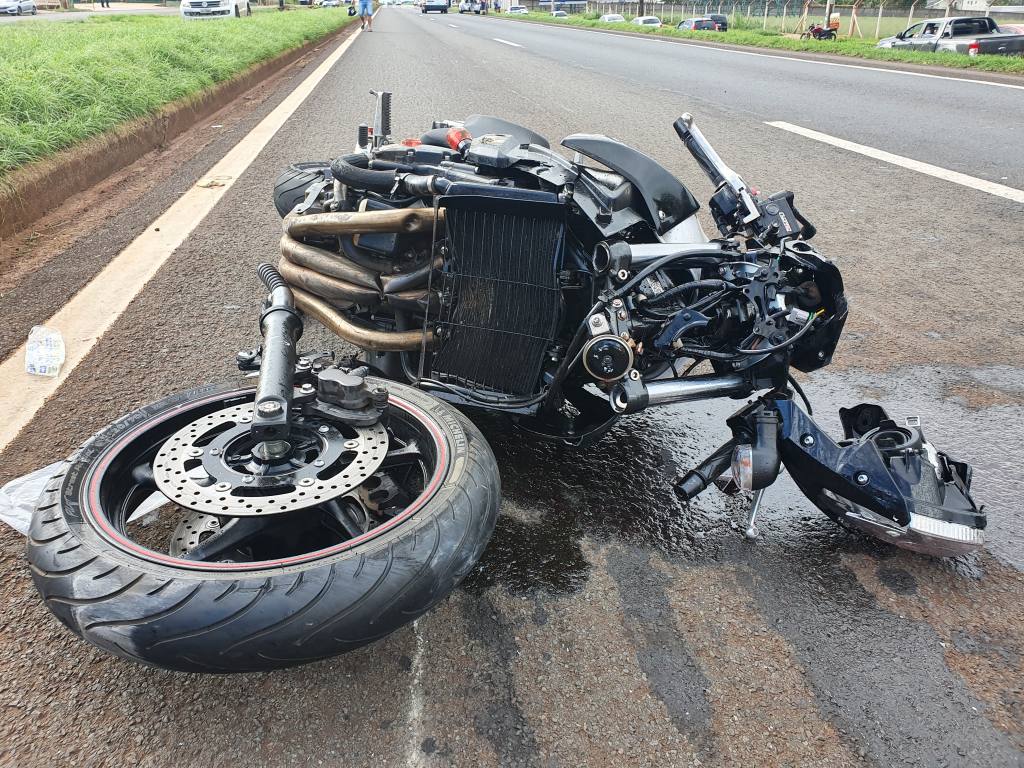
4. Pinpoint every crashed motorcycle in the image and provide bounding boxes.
[28,92,985,673]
